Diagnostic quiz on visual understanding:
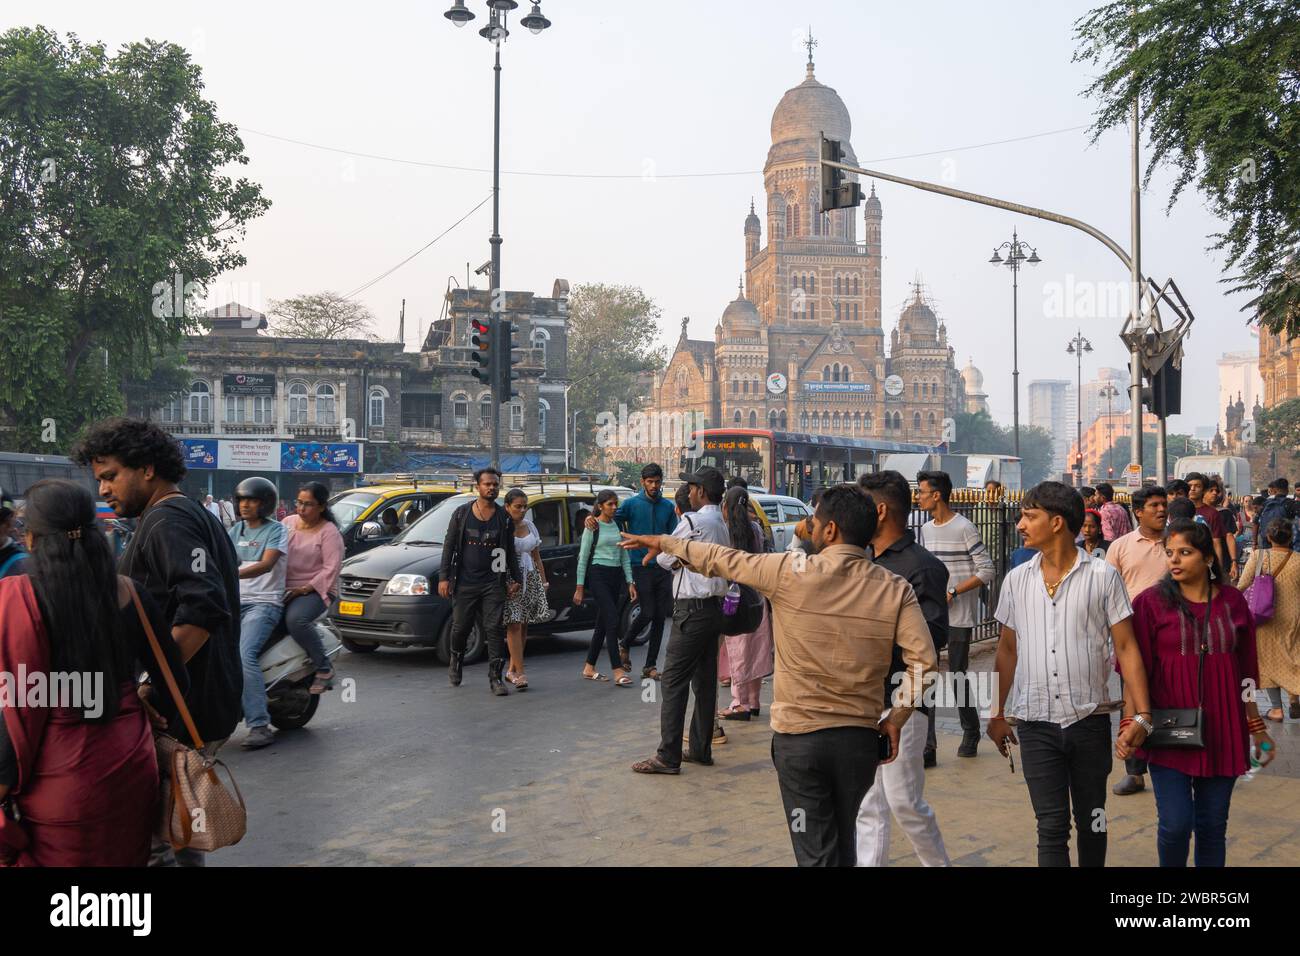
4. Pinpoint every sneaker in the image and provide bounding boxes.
[1112,773,1145,796]
[957,734,979,758]
[923,749,937,769]
[241,726,275,750]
